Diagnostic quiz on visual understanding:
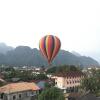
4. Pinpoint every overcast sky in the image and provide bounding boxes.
[0,0,100,62]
